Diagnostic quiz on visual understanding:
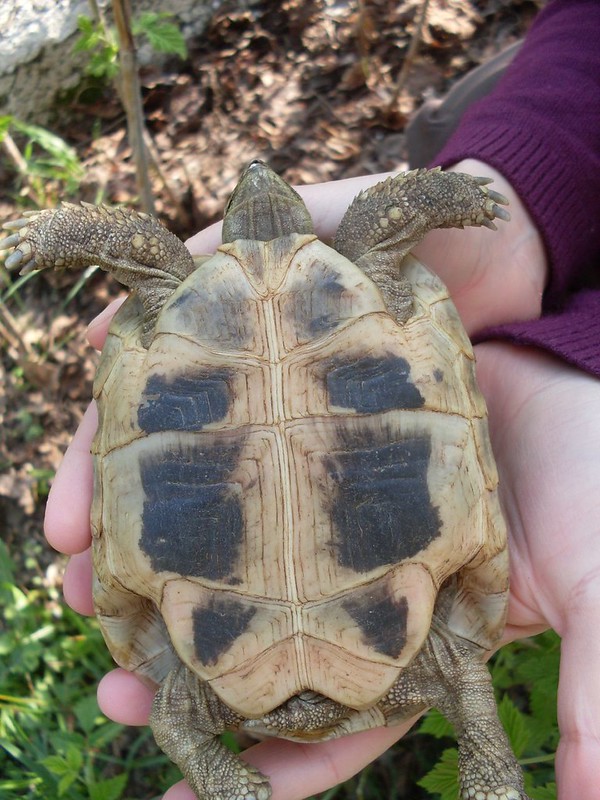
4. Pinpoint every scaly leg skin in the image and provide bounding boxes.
[379,625,530,800]
[150,664,271,800]
[334,168,509,266]
[332,168,509,322]
[1,203,196,344]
